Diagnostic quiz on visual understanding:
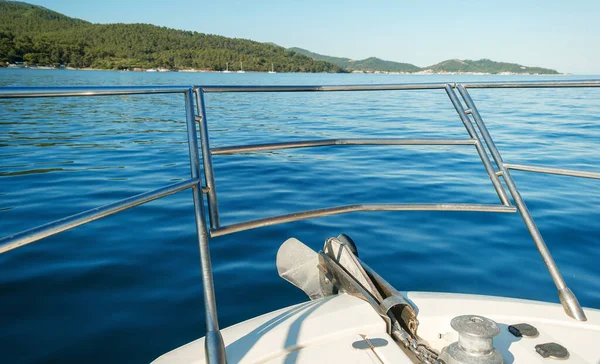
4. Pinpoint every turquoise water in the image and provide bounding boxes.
[0,69,599,363]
